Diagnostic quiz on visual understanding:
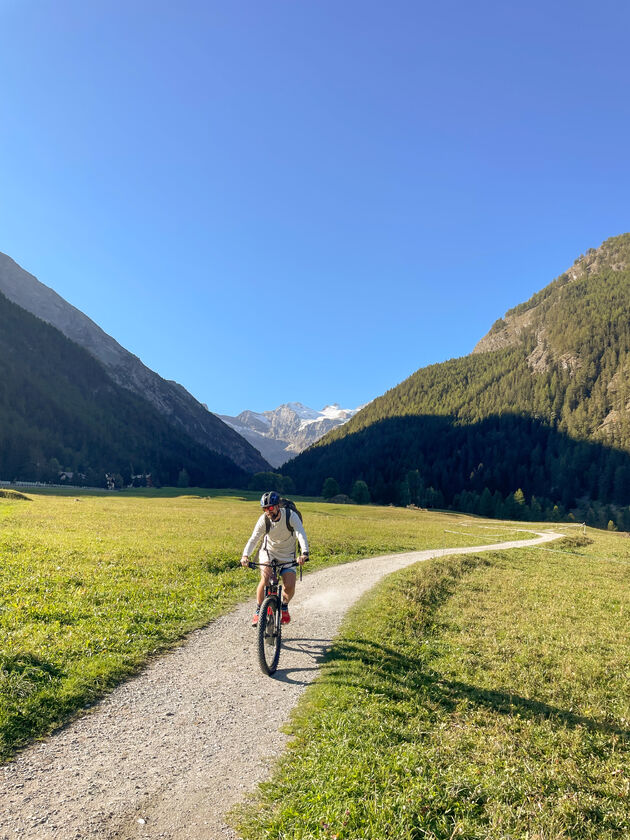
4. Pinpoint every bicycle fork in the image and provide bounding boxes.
[265,582,283,635]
